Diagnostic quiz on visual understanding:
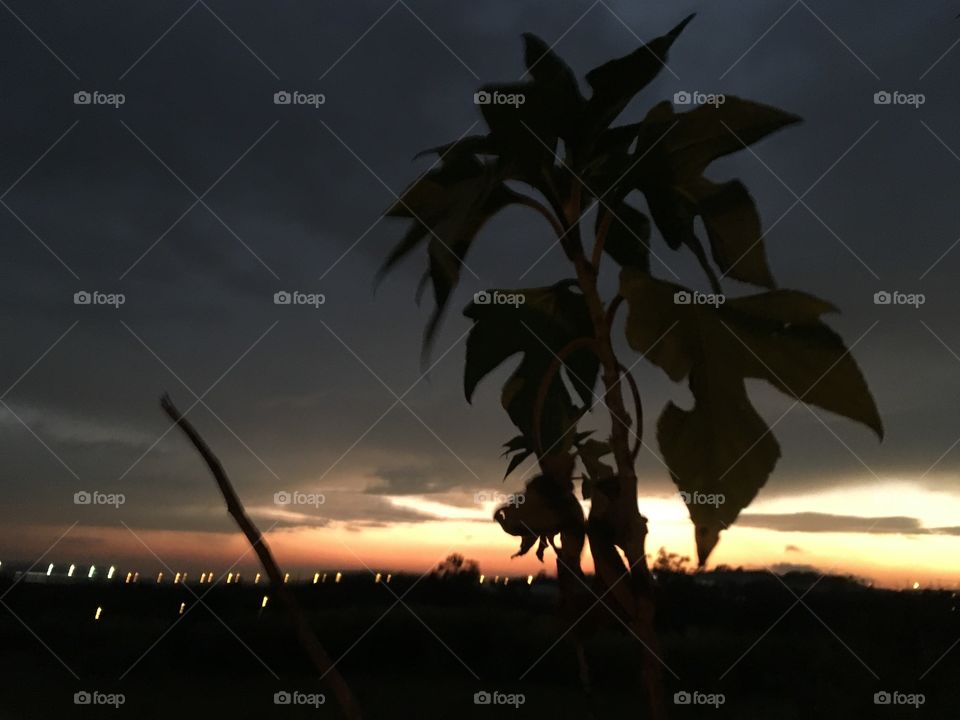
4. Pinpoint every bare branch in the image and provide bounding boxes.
[160,394,363,720]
